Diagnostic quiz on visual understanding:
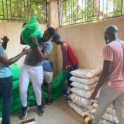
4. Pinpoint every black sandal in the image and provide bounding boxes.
[42,102,46,107]
[46,99,53,105]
